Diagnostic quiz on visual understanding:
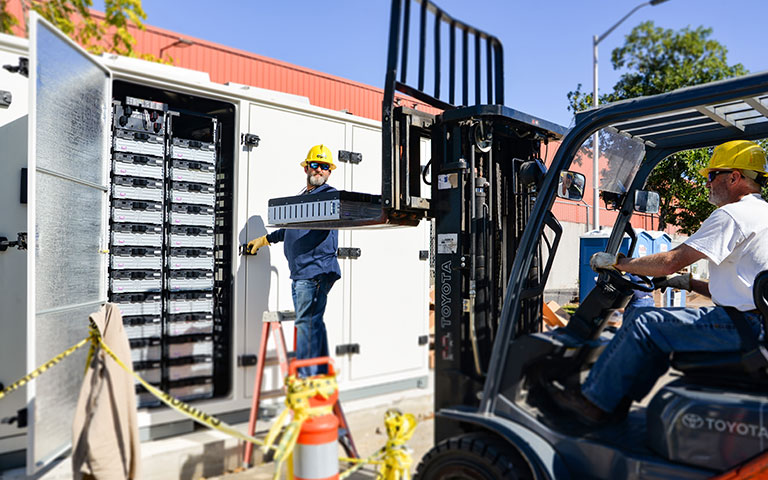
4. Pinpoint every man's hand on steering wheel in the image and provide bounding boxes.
[590,252,622,271]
